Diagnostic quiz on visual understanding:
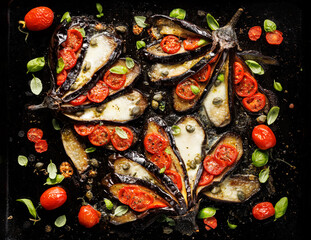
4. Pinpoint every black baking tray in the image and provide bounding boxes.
[2,0,311,239]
